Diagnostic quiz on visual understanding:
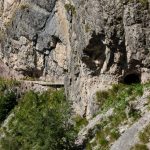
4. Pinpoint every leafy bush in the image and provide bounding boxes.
[64,4,76,15]
[131,144,149,150]
[19,2,30,10]
[139,123,150,144]
[96,90,109,106]
[0,78,19,123]
[0,89,77,150]
[0,91,16,123]
[73,115,88,131]
[0,78,20,91]
[88,83,145,149]
[96,83,143,113]
[96,130,109,148]
[131,123,150,150]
